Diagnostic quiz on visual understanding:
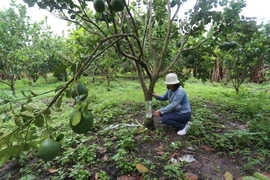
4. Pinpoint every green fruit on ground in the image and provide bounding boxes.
[176,40,181,48]
[93,0,106,13]
[69,110,93,134]
[38,138,60,161]
[110,0,124,12]
[71,83,88,101]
